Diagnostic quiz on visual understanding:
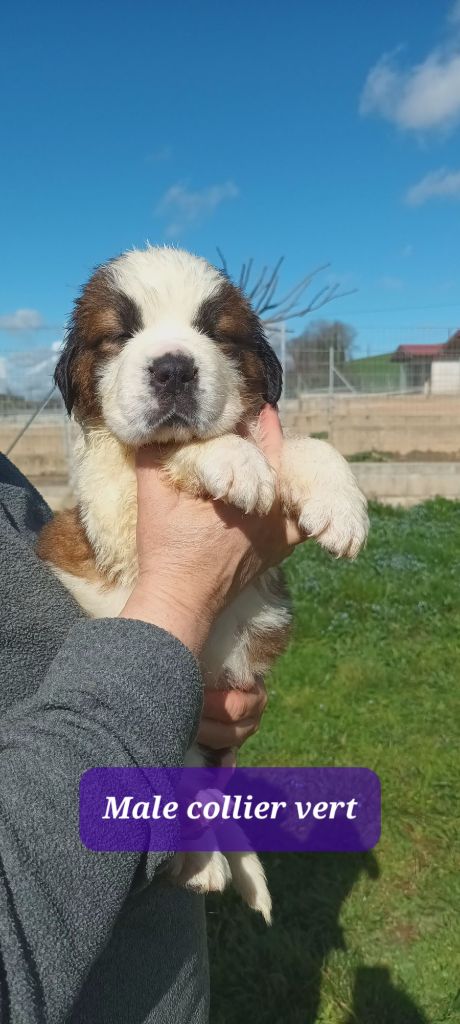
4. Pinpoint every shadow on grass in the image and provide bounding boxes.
[344,966,429,1024]
[208,851,429,1024]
